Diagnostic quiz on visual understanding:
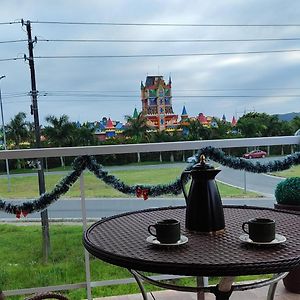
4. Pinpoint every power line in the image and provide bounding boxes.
[6,48,300,63]
[33,49,300,59]
[39,87,300,92]
[0,39,27,44]
[2,36,300,46]
[37,37,300,43]
[30,21,300,27]
[3,88,300,99]
[0,21,21,25]
[0,57,24,62]
[40,94,300,98]
[3,87,300,100]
